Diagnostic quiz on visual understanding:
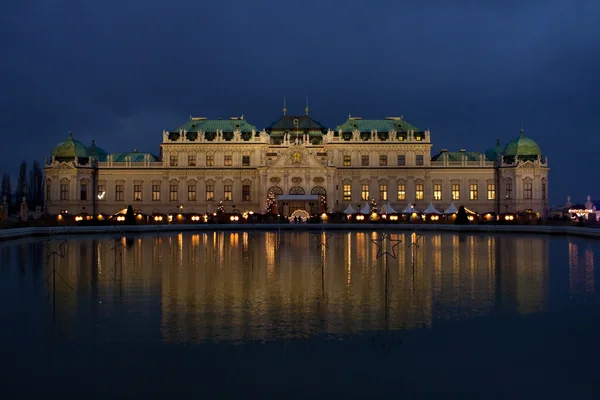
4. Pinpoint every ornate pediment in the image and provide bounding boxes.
[517,160,538,170]
[270,145,327,169]
[52,161,76,170]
